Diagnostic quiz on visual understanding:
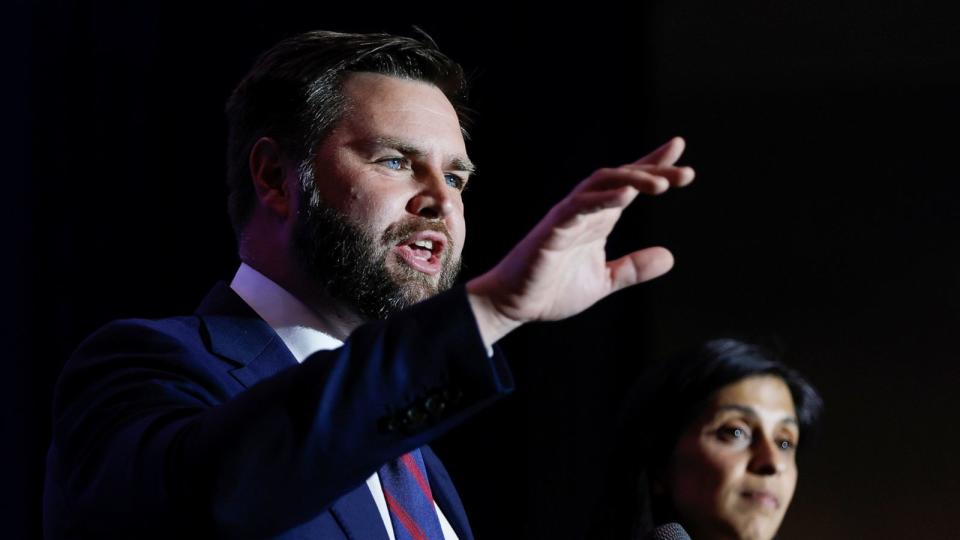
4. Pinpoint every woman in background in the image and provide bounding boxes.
[592,339,823,540]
